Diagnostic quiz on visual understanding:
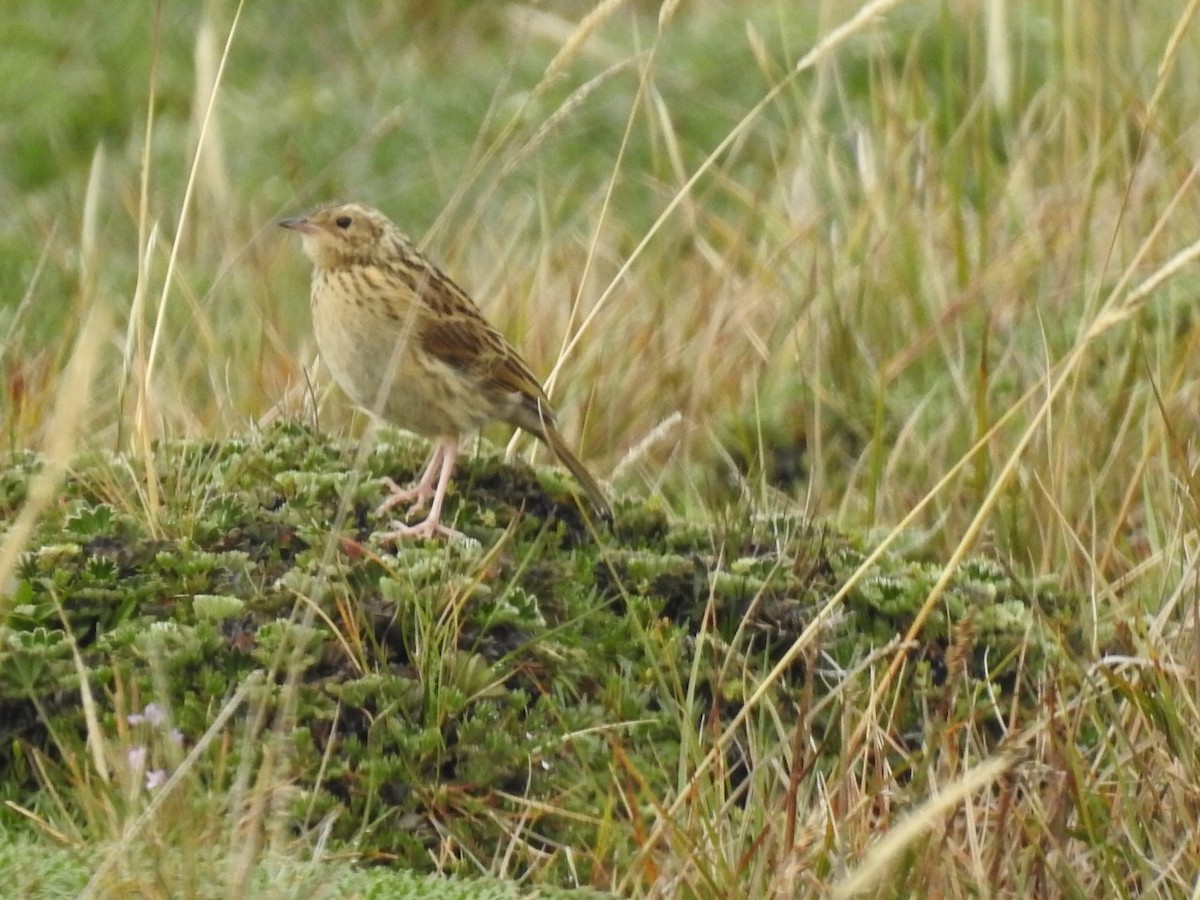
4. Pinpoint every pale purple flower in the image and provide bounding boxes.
[126,745,147,772]
[128,703,168,728]
[123,704,179,792]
